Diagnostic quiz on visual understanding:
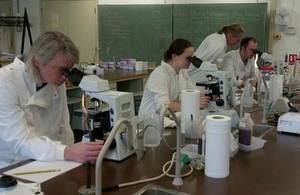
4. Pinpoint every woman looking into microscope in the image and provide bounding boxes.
[138,38,210,121]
